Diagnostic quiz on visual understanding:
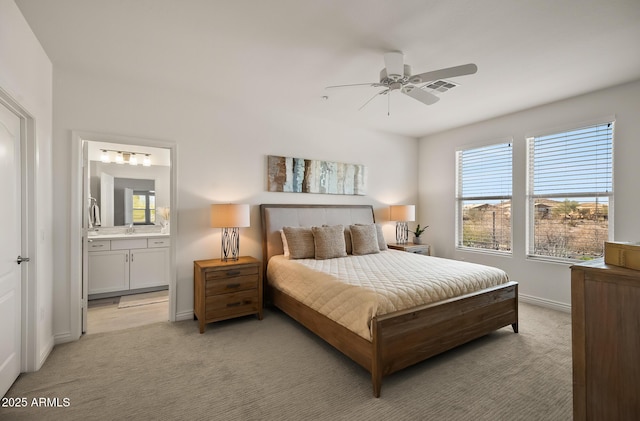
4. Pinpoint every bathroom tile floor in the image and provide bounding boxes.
[87,291,168,334]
